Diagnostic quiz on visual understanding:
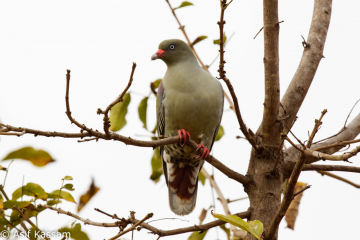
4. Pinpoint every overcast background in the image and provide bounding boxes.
[0,0,359,239]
